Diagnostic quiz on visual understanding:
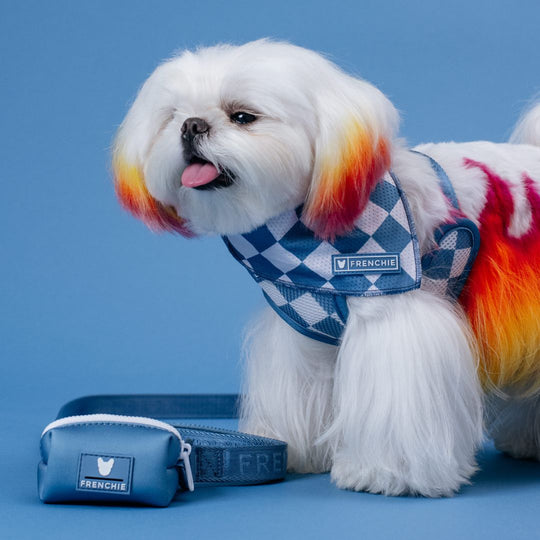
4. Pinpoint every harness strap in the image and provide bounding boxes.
[410,150,481,300]
[410,149,461,210]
